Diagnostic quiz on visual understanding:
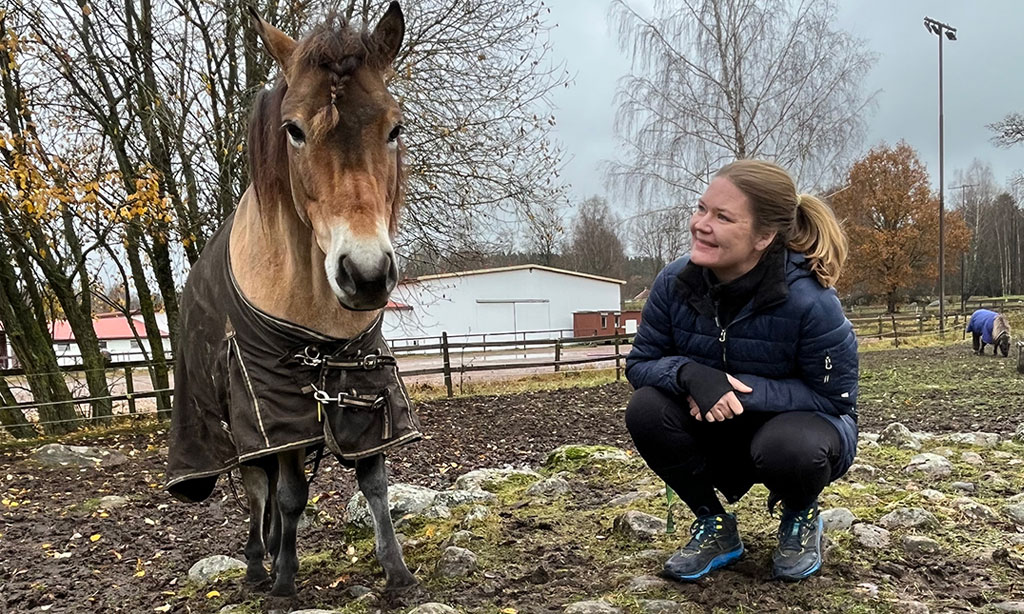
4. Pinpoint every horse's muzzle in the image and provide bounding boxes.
[335,252,397,311]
